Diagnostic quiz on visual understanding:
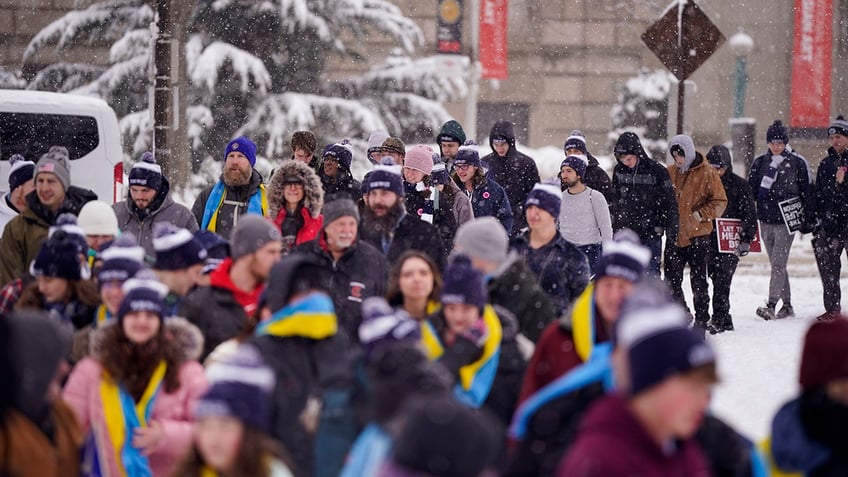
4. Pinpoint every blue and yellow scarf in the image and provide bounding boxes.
[421,304,502,407]
[200,180,267,232]
[255,292,337,340]
[100,361,166,477]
